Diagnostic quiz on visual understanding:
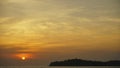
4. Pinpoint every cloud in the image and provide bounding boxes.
[0,0,120,64]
